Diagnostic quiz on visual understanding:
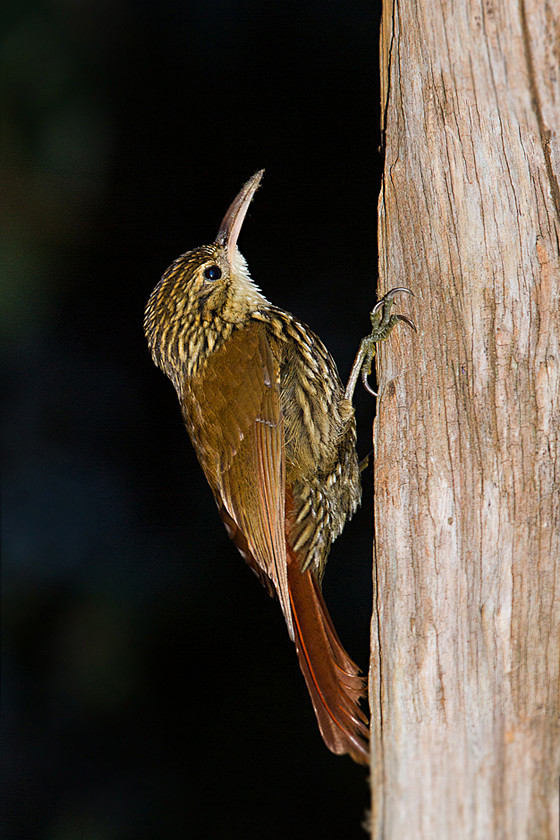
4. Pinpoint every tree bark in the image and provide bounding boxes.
[371,1,560,837]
